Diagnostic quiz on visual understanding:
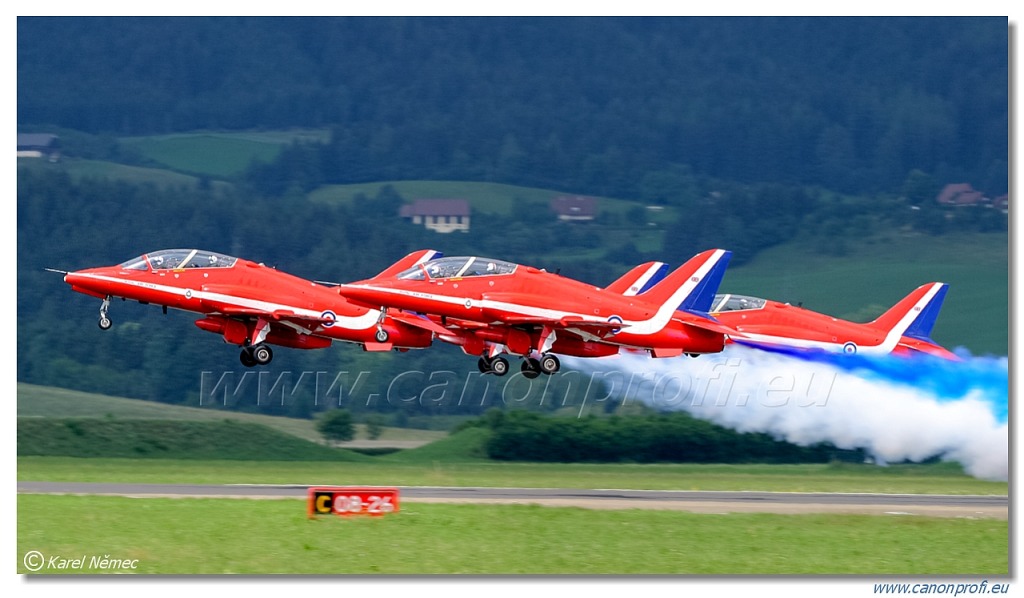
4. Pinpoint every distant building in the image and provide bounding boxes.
[992,194,1009,213]
[551,195,597,221]
[936,183,984,206]
[400,199,471,233]
[17,133,60,161]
